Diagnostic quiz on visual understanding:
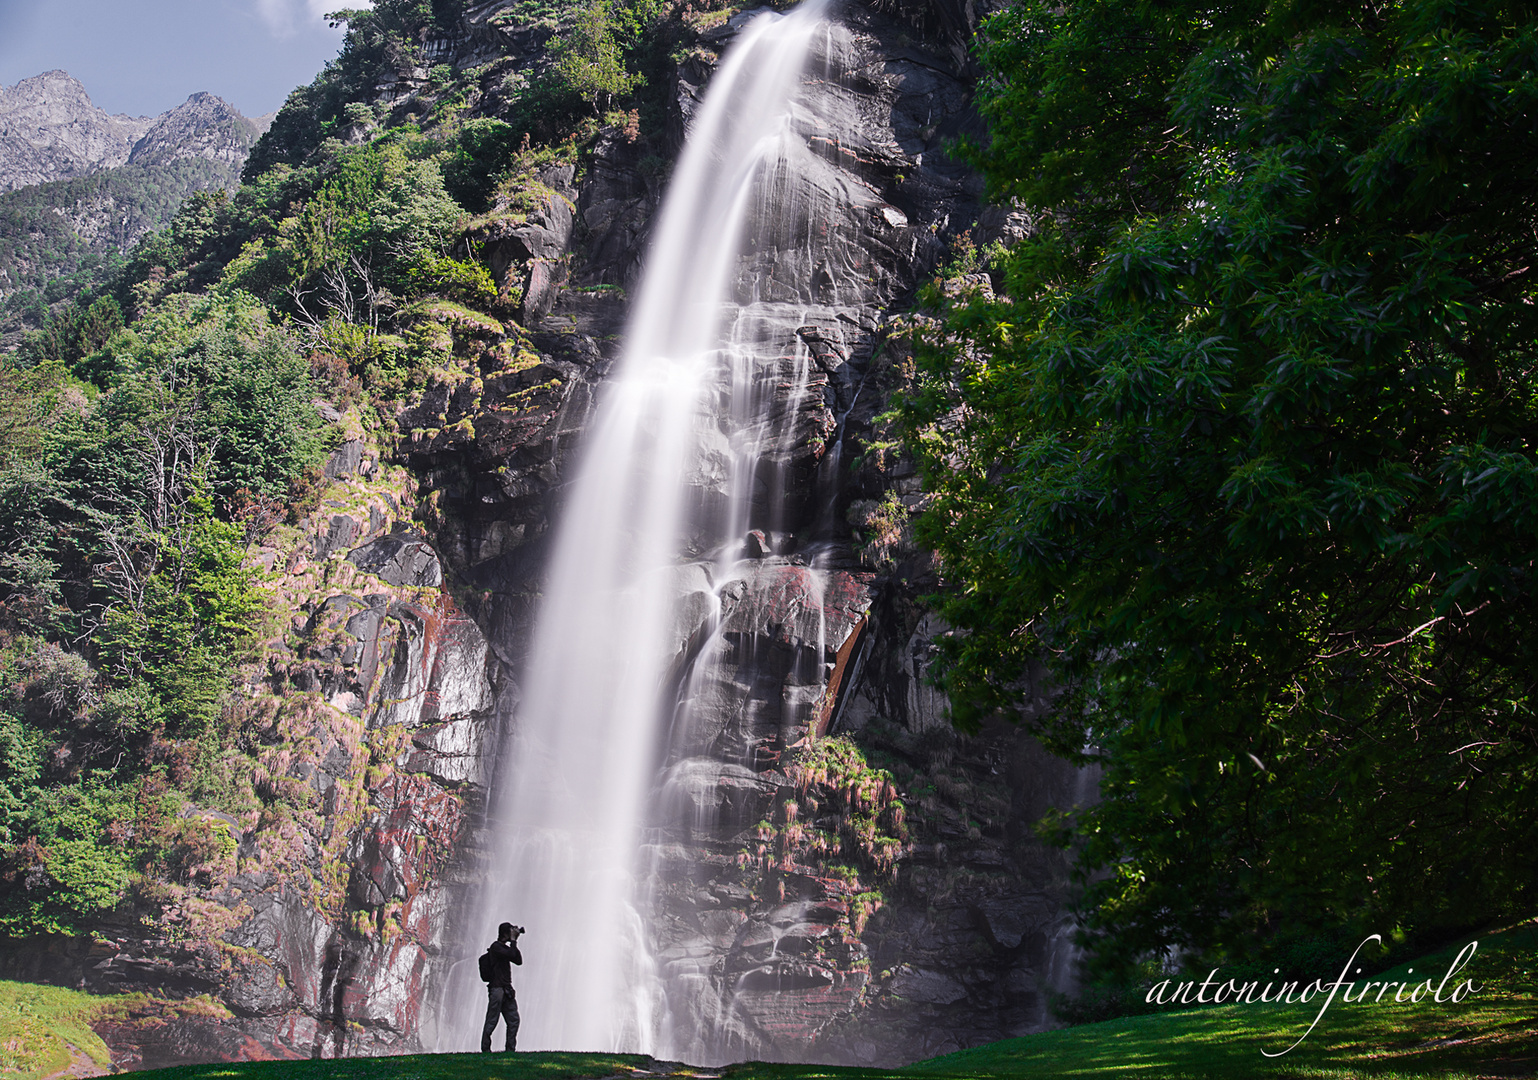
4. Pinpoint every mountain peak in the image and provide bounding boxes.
[129,91,260,169]
[0,72,257,191]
